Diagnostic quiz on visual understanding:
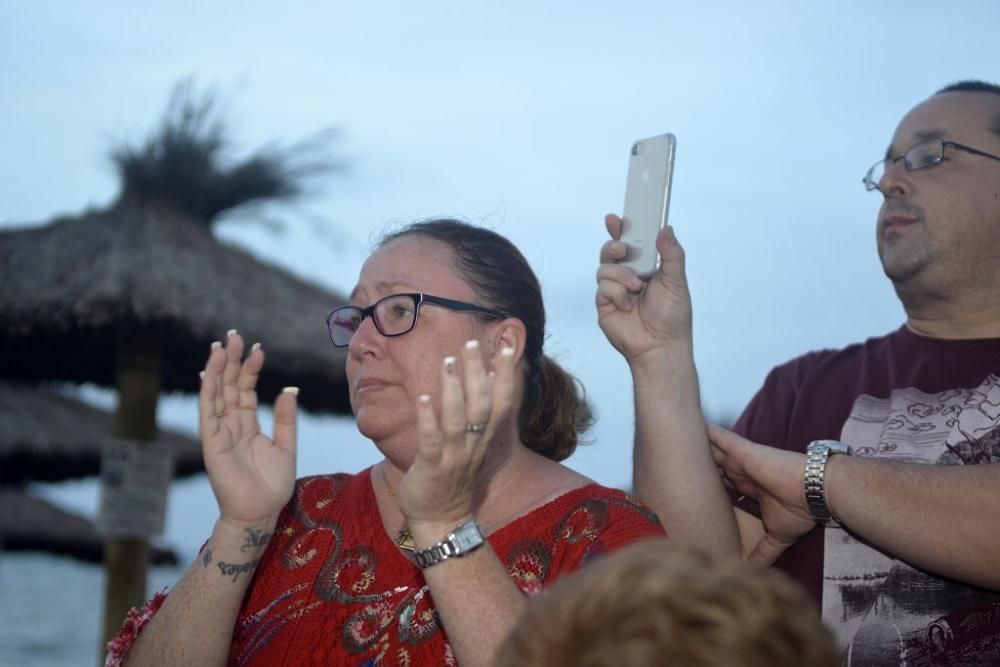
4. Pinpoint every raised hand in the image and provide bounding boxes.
[596,214,694,368]
[707,425,816,564]
[198,331,298,526]
[396,339,517,531]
